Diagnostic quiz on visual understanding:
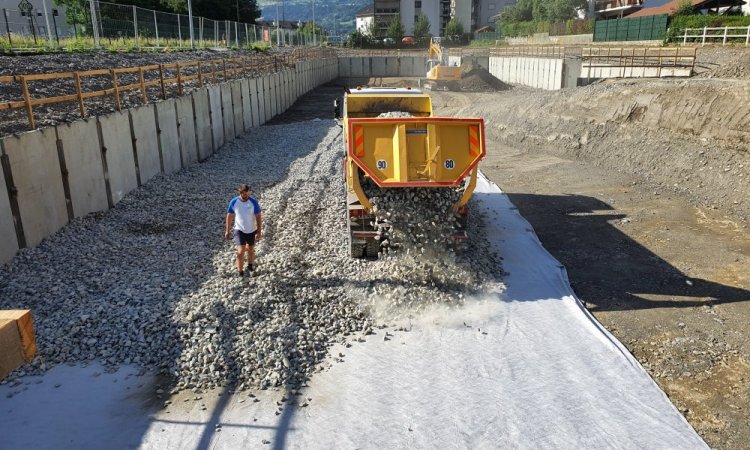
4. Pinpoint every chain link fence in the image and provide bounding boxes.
[1,0,321,50]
